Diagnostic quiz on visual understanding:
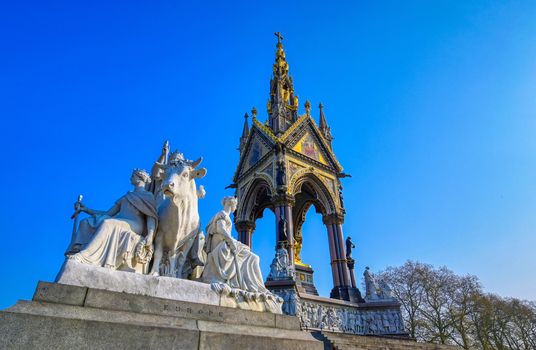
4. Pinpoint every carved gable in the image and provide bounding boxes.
[233,125,276,182]
[240,136,269,176]
[283,117,343,173]
[292,132,328,165]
